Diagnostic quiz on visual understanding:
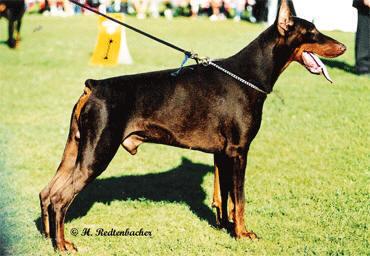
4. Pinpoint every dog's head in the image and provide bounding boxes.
[276,0,346,82]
